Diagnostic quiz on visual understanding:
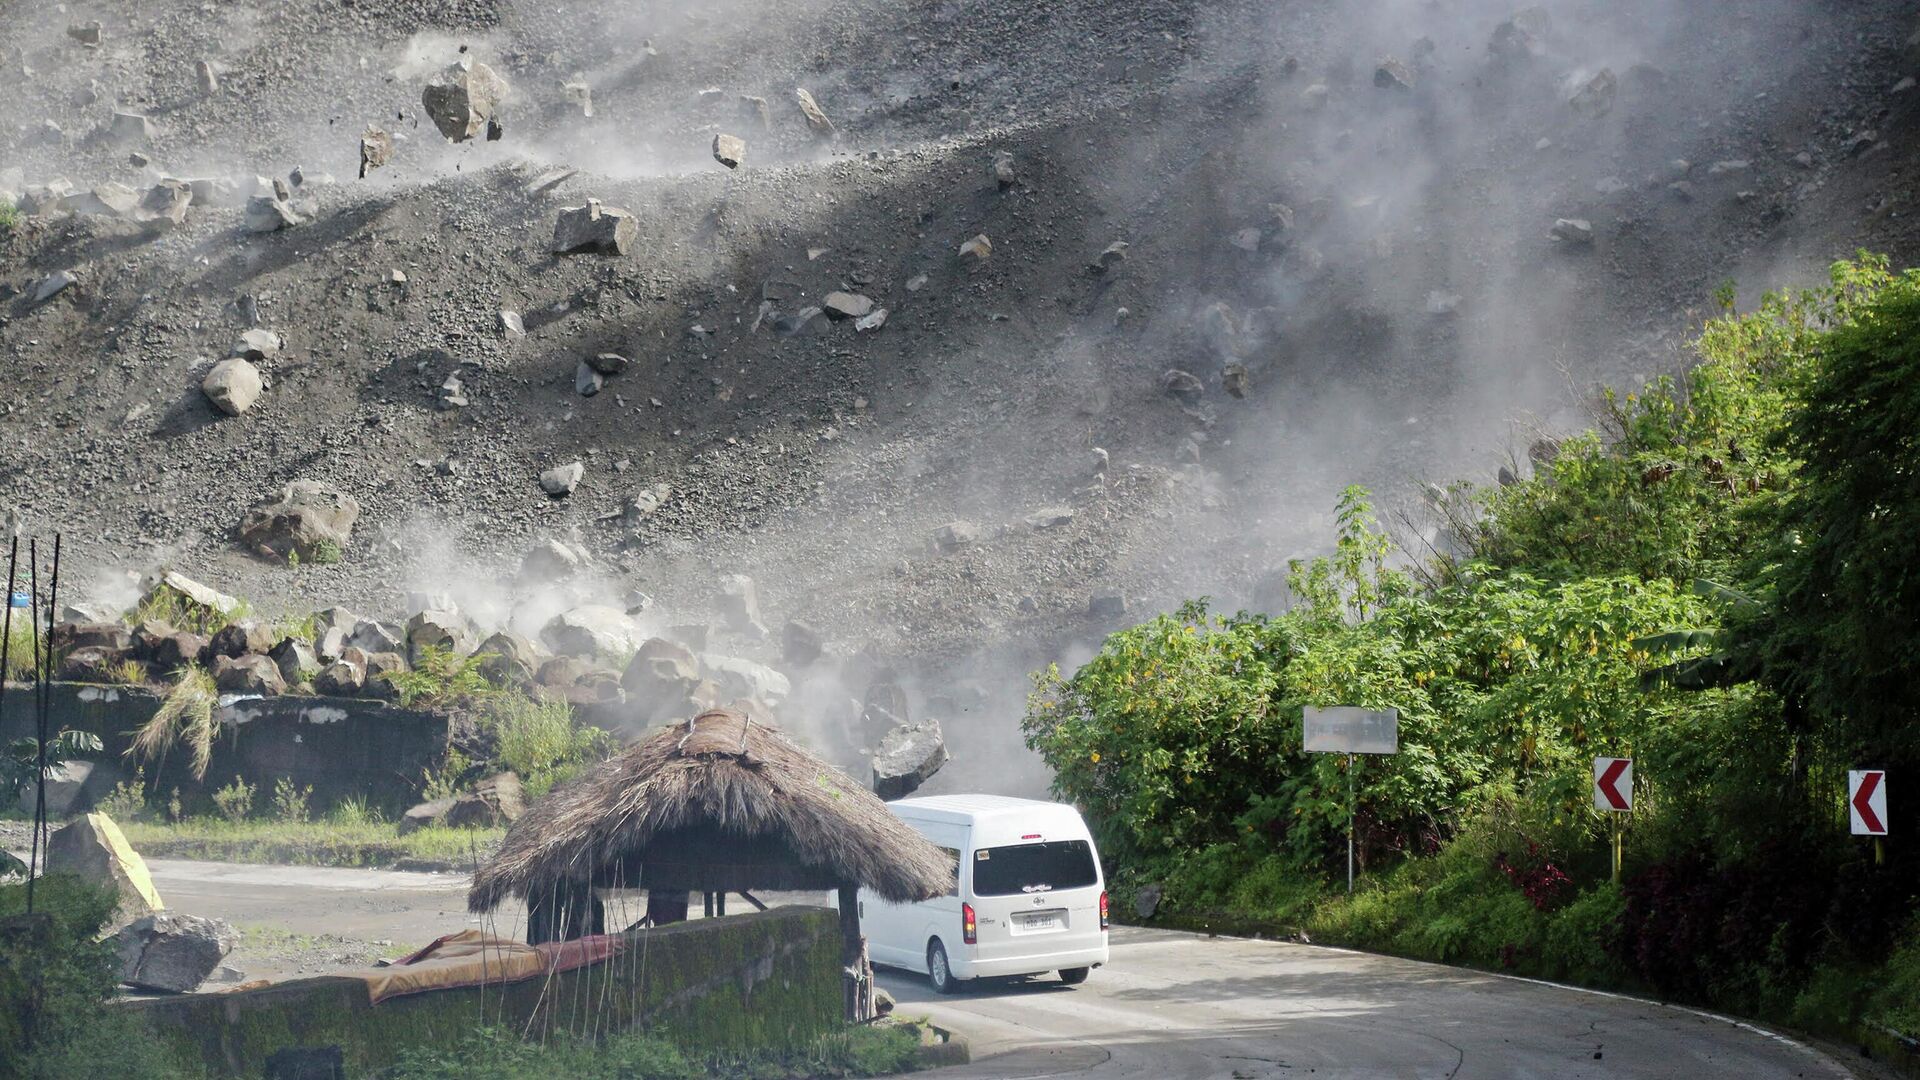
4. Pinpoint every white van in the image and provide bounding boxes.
[860,794,1109,993]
